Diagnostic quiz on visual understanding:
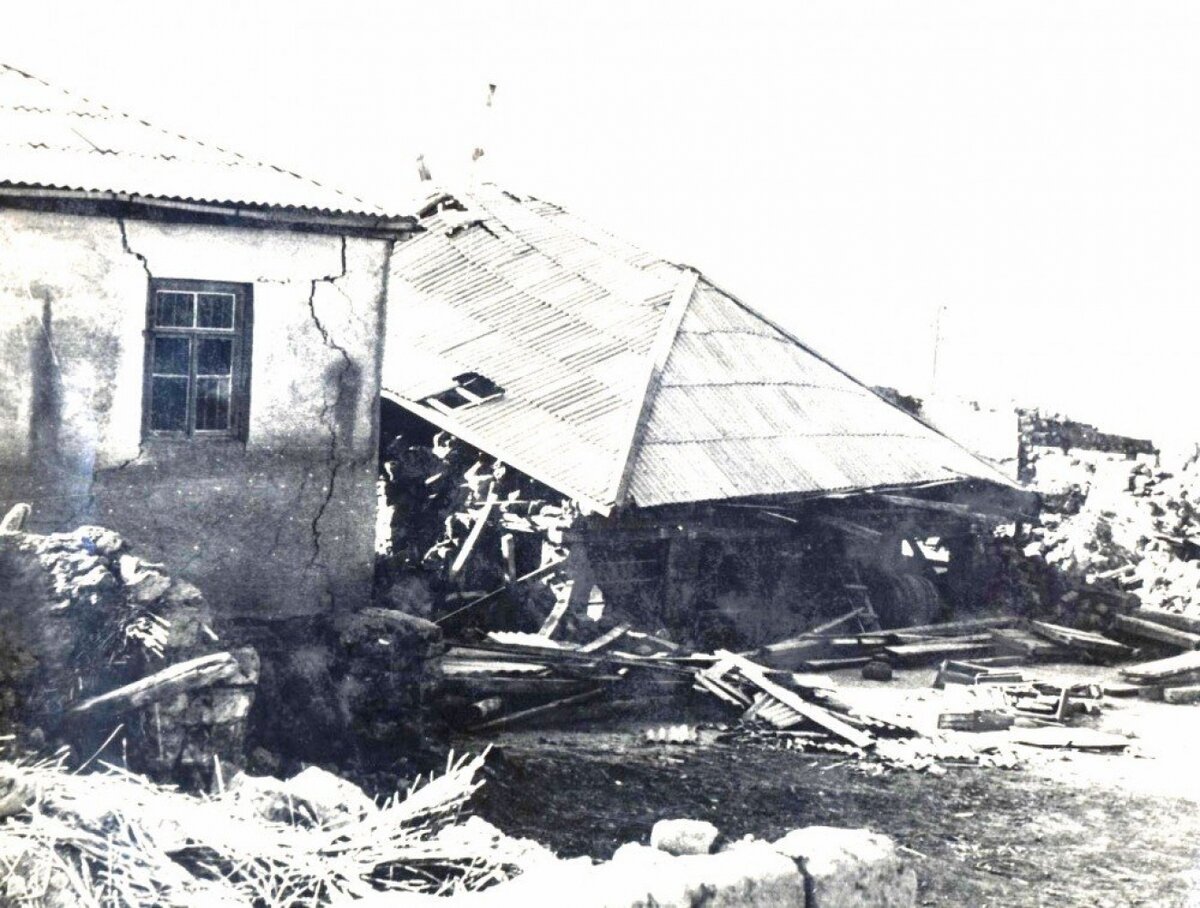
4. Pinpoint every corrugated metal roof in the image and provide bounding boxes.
[0,63,405,220]
[384,184,1016,511]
